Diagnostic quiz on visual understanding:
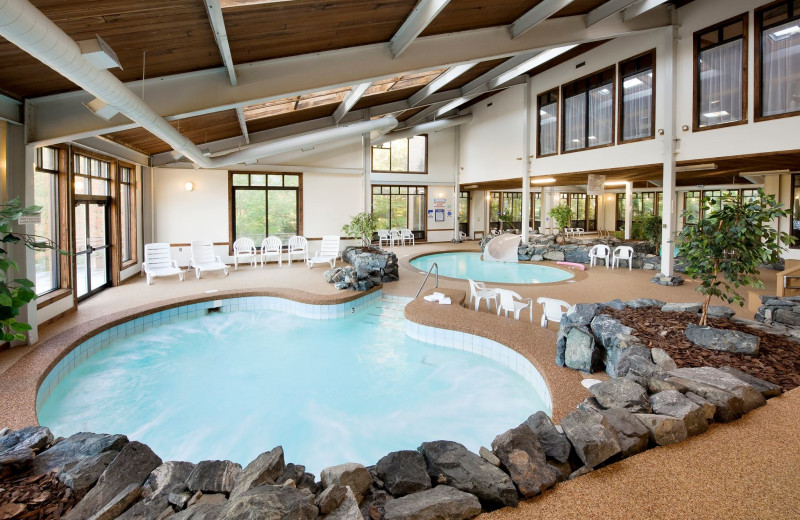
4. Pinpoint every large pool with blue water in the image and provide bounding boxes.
[411,252,574,284]
[38,299,549,475]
